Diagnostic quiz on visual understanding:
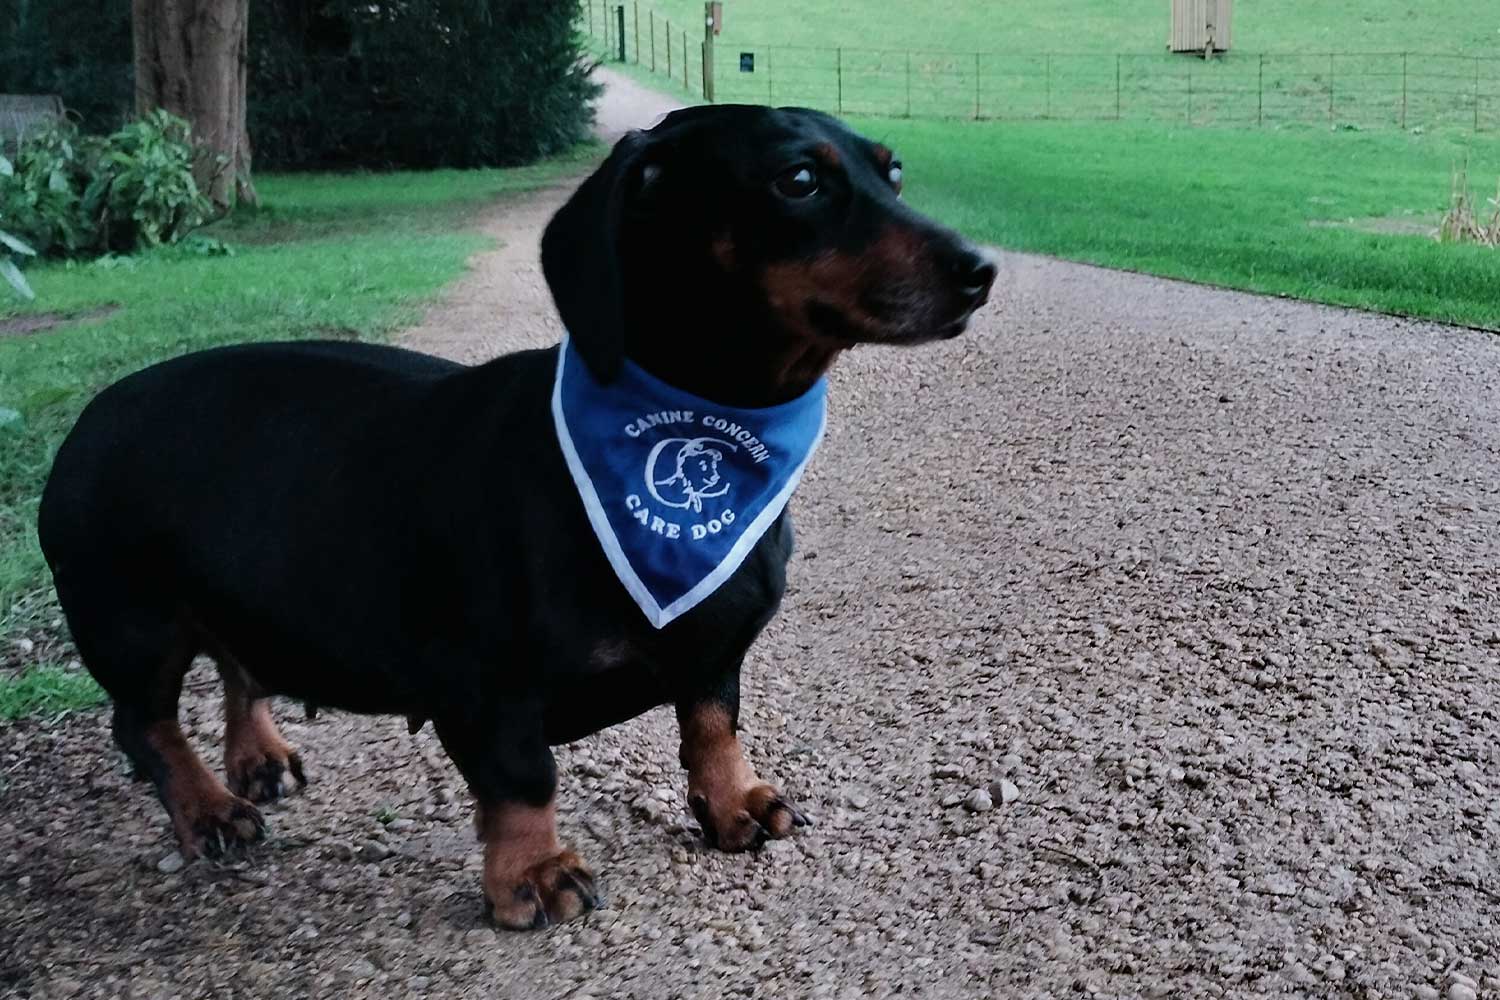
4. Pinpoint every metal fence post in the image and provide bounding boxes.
[1115,54,1122,120]
[974,53,981,120]
[603,2,610,52]
[836,47,843,114]
[684,31,689,92]
[1257,53,1264,125]
[650,11,656,72]
[1187,65,1193,120]
[634,2,640,64]
[1476,56,1482,132]
[1045,54,1051,118]
[768,48,774,104]
[617,5,626,62]
[666,19,671,78]
[906,51,912,118]
[588,1,594,37]
[1328,53,1335,124]
[1400,52,1407,129]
